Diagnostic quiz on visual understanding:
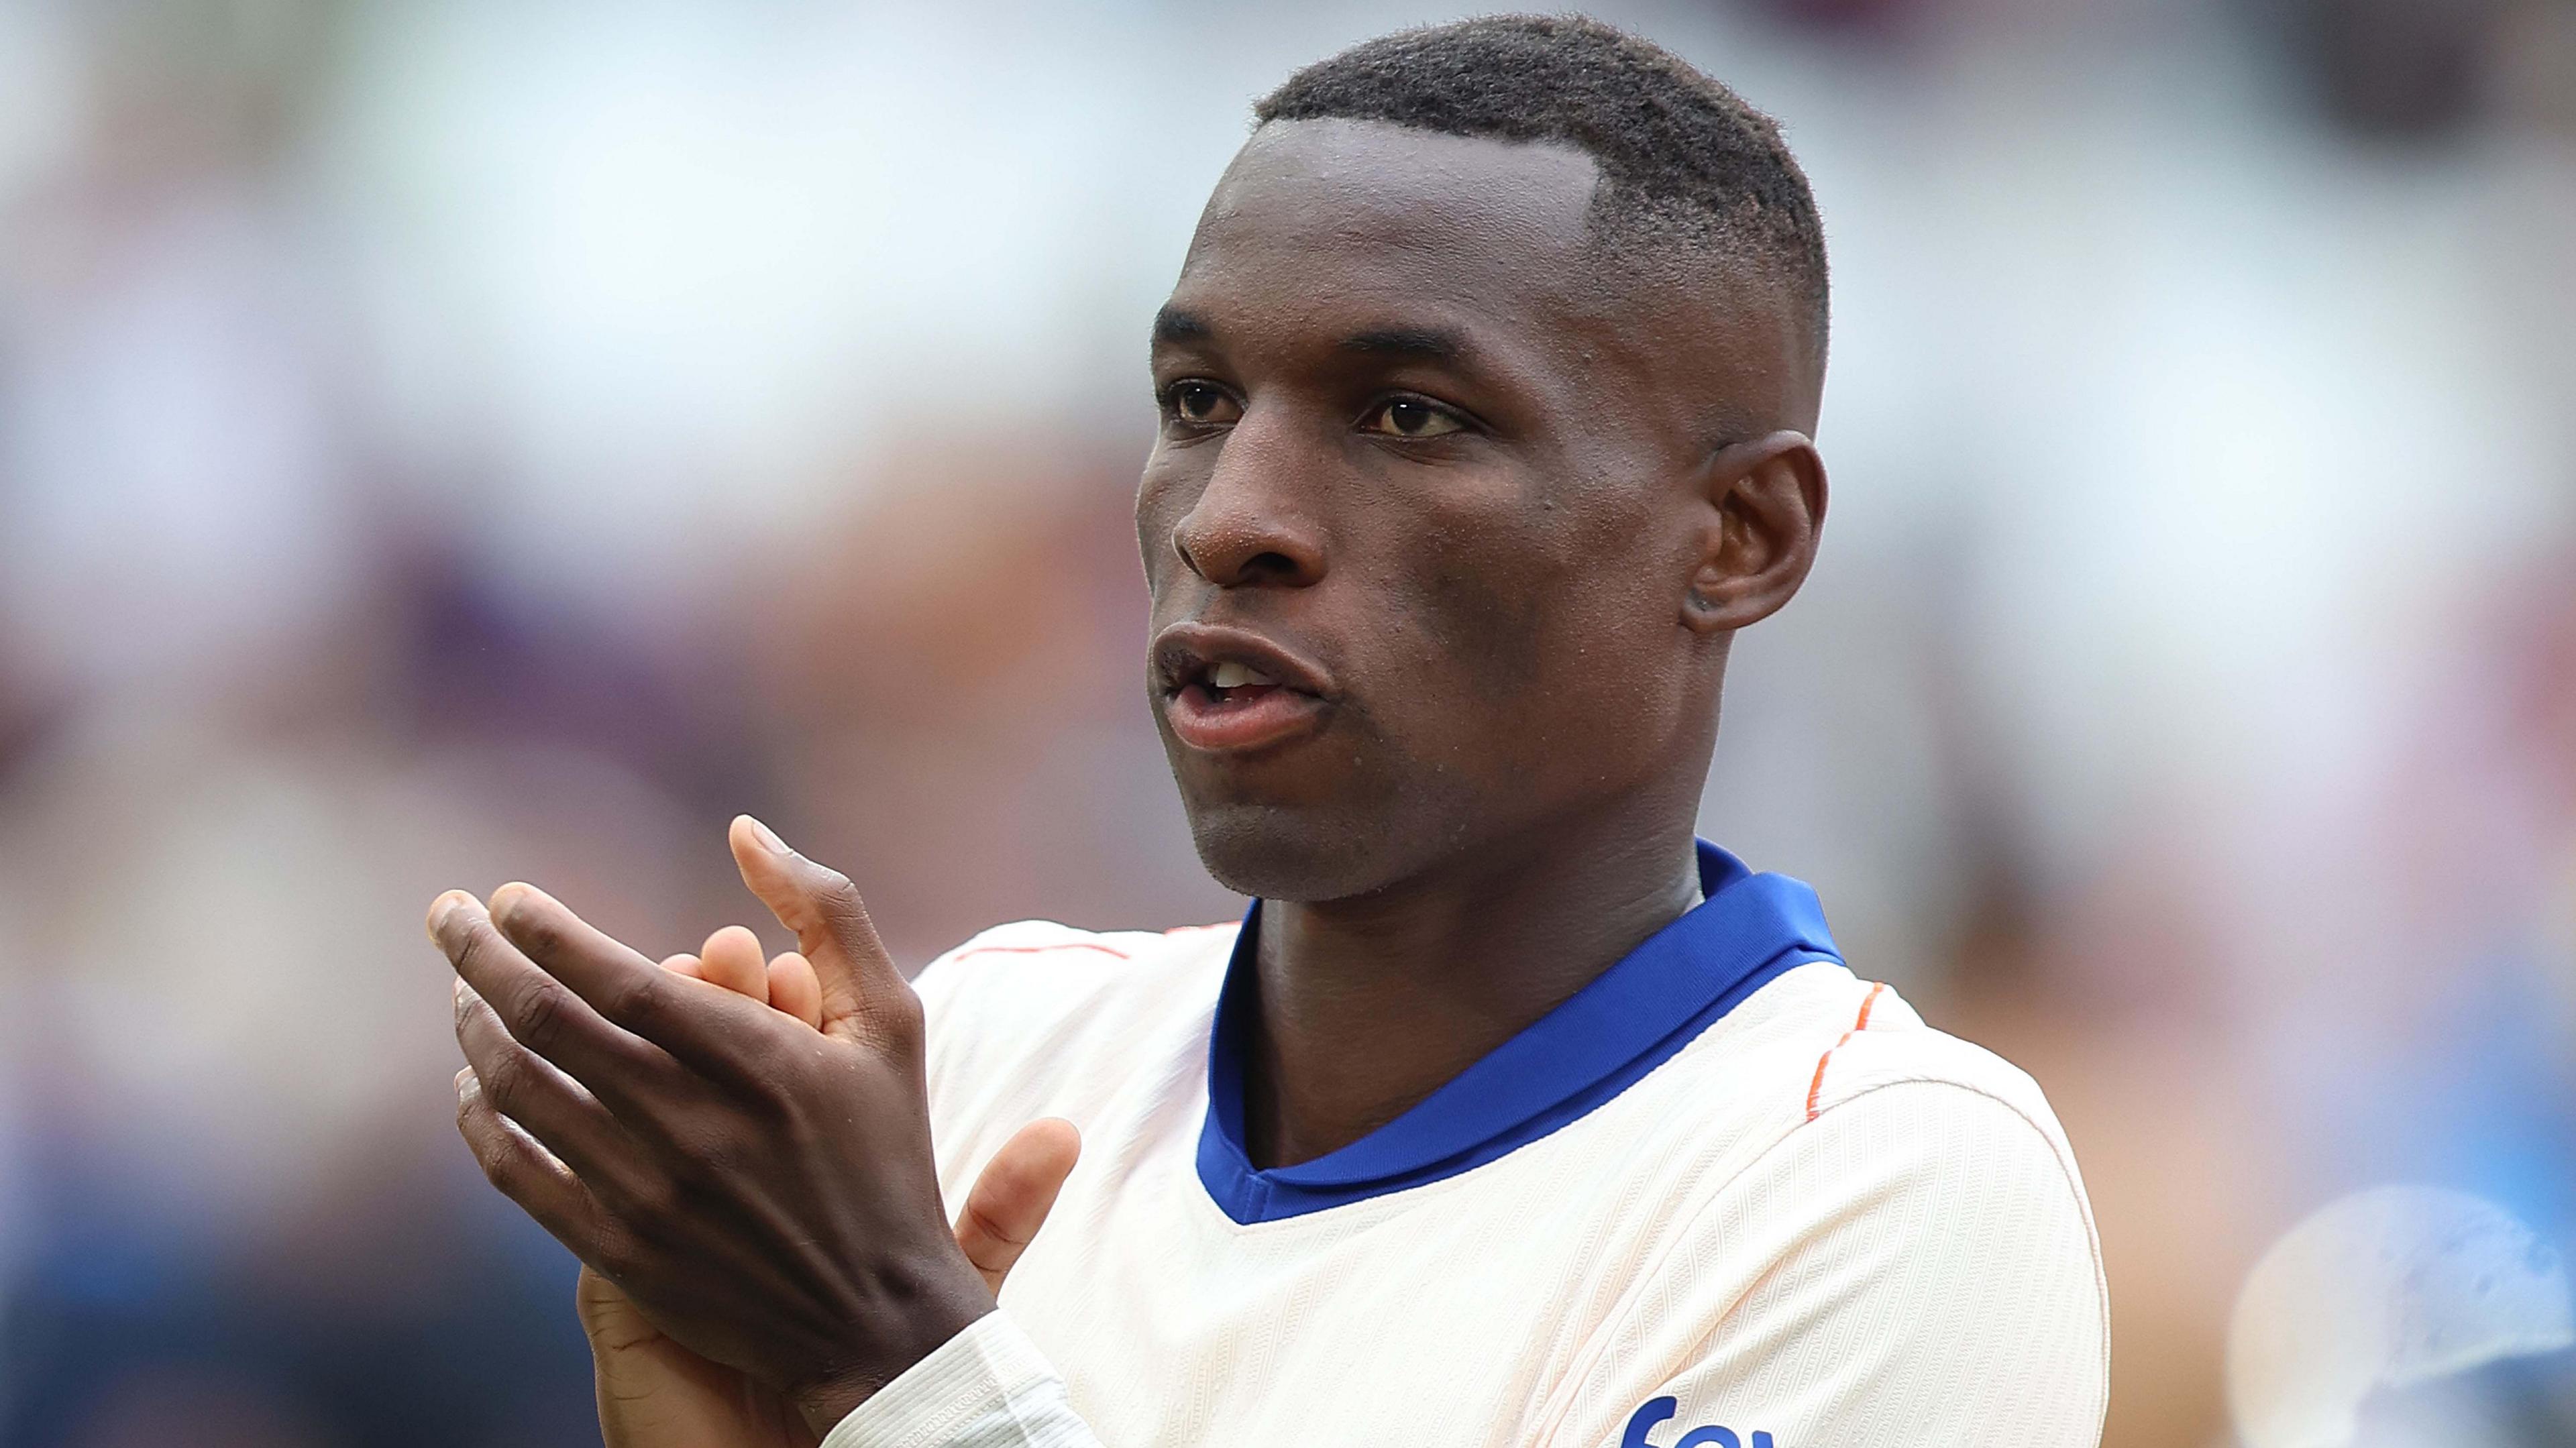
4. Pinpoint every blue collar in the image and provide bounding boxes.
[1195,840,1841,1224]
